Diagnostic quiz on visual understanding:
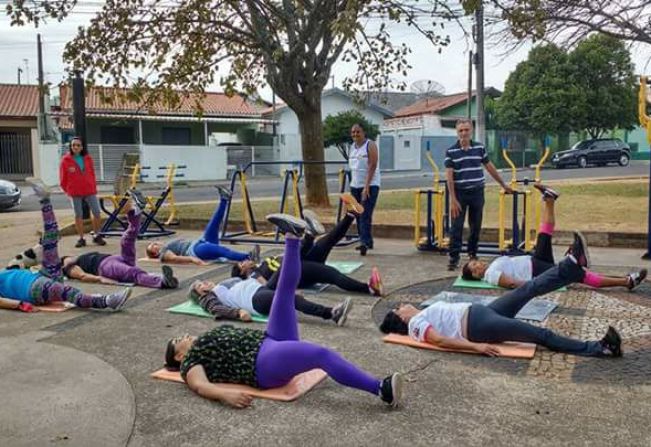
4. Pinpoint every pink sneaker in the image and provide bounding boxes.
[369,267,384,296]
